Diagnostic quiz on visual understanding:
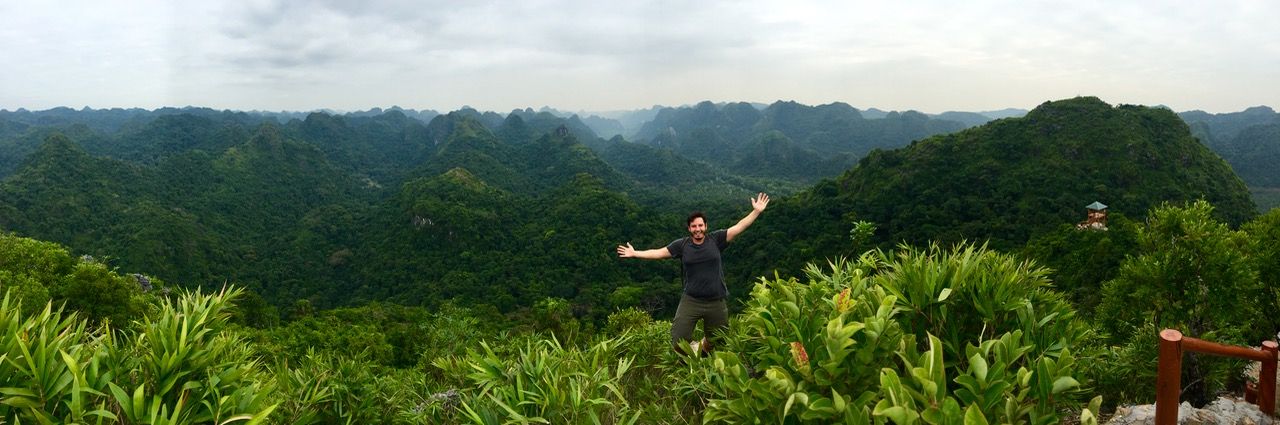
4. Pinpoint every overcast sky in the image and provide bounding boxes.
[2,0,1276,114]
